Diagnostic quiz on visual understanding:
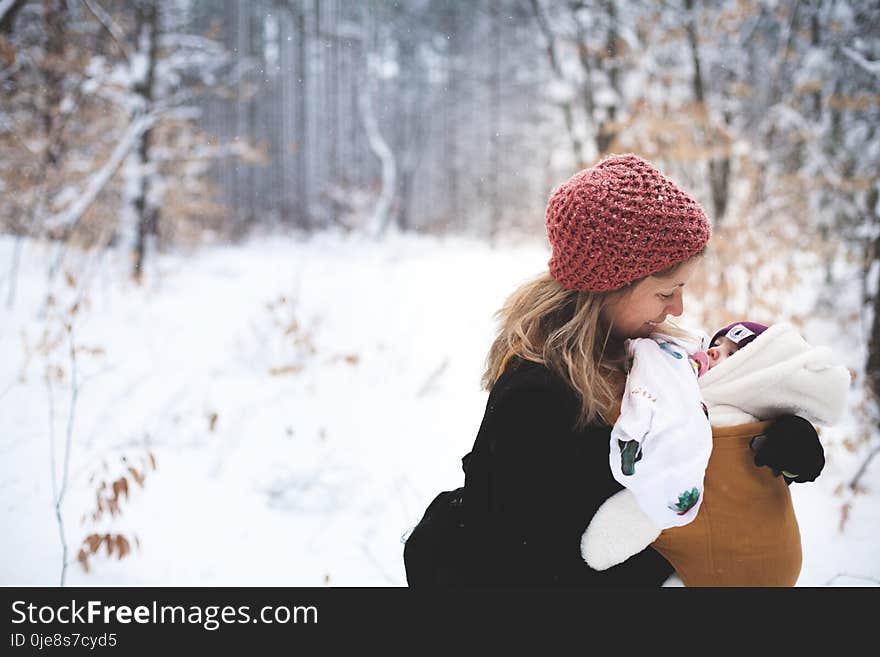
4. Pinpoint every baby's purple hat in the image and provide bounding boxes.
[710,321,769,350]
